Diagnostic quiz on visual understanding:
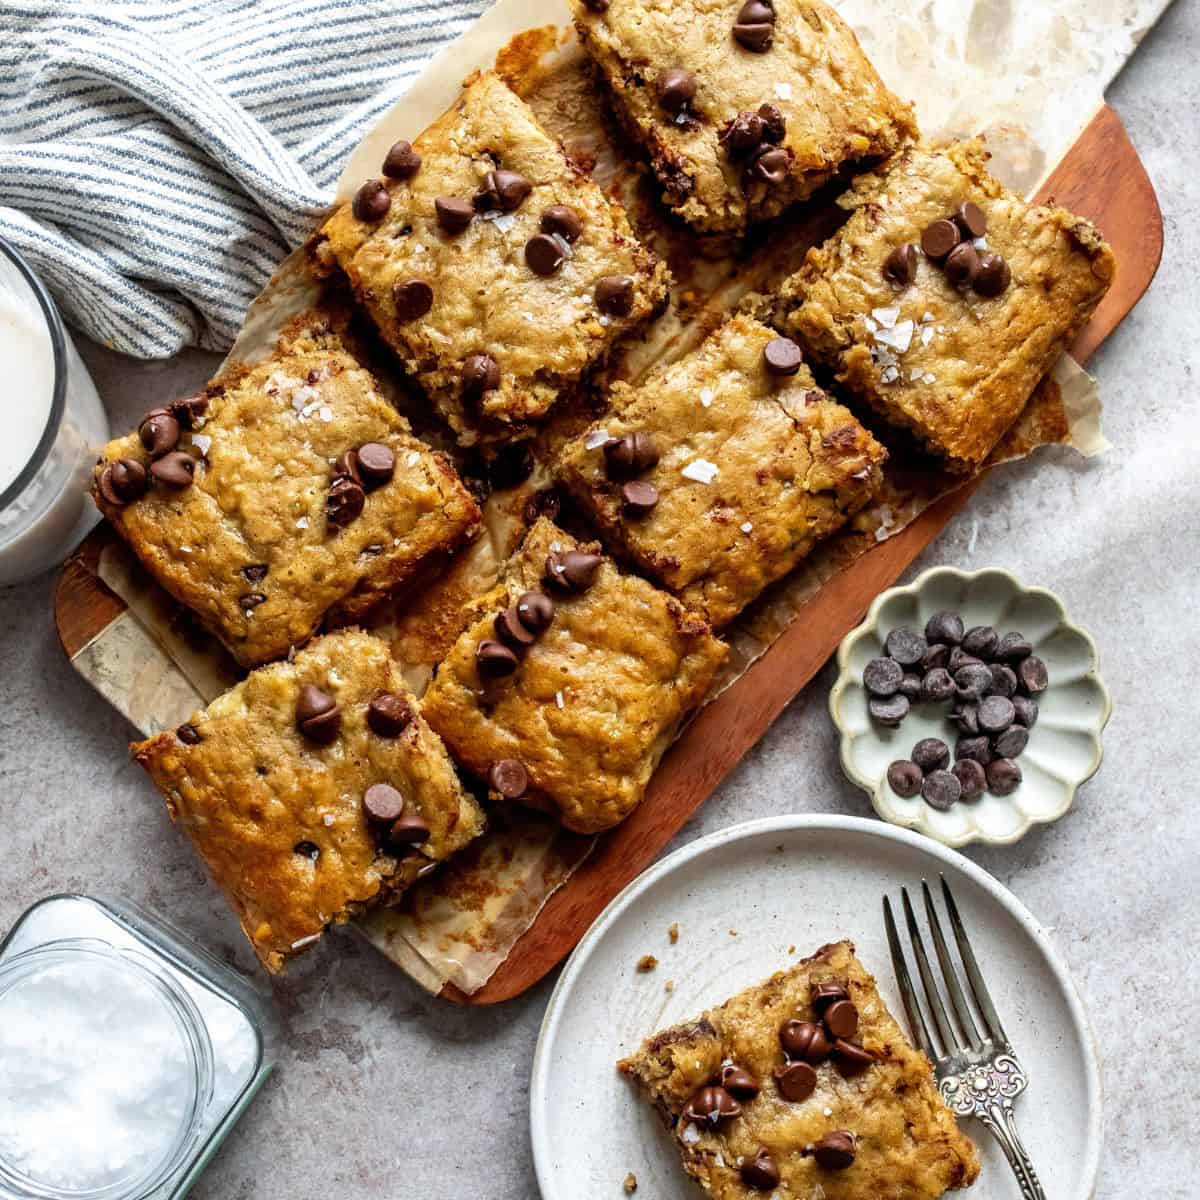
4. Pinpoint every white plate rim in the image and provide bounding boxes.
[530,814,1102,1199]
